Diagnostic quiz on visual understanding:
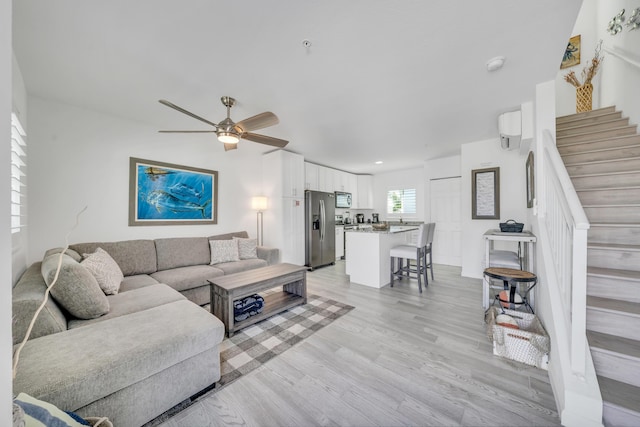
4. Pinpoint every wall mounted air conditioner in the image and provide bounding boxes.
[498,110,521,150]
